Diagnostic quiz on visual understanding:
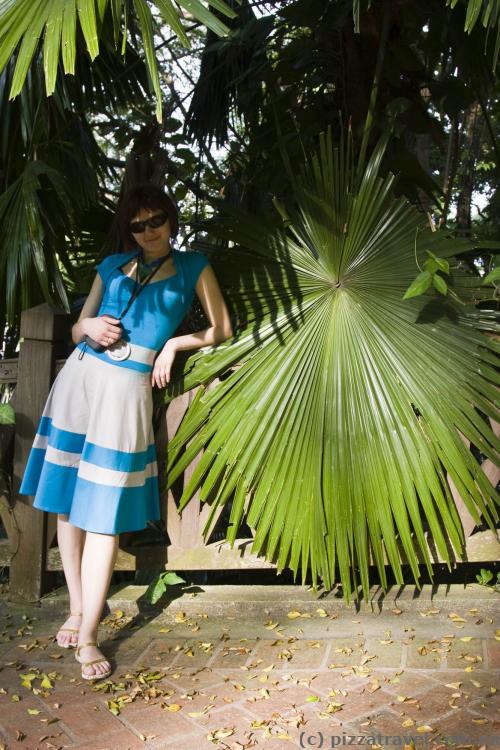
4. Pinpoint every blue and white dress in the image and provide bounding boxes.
[19,248,209,534]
